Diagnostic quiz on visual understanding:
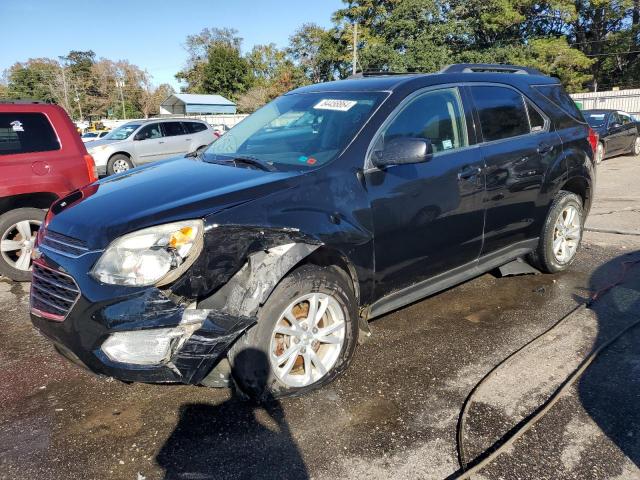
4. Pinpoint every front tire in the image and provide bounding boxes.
[107,154,133,175]
[0,208,45,281]
[595,142,605,164]
[631,137,640,156]
[228,264,359,400]
[528,191,583,273]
